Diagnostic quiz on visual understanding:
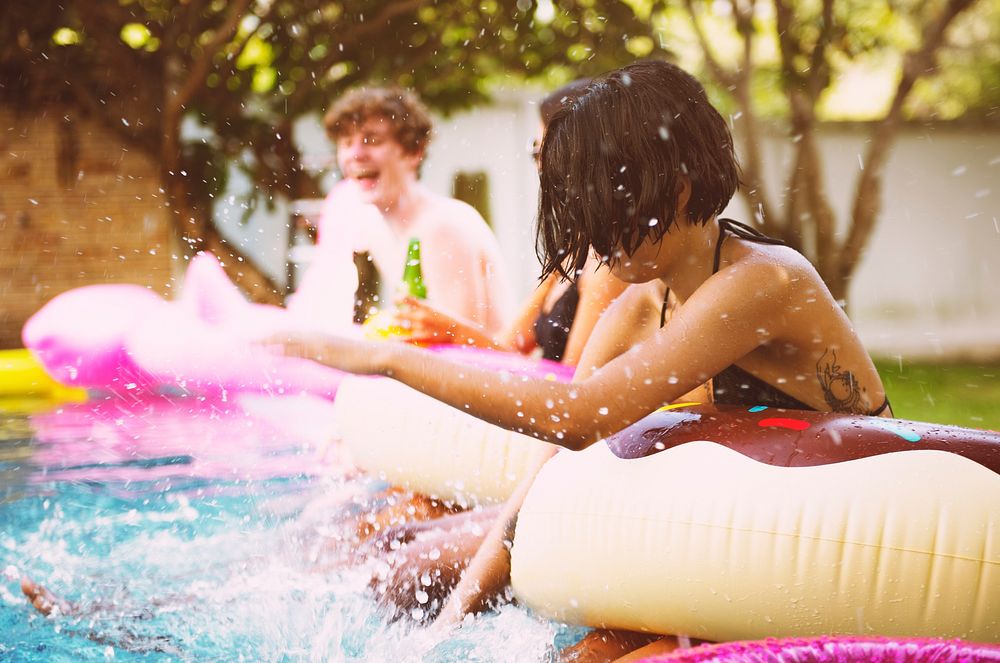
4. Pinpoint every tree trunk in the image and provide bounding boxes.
[833,0,976,302]
[162,169,284,305]
[160,43,283,307]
